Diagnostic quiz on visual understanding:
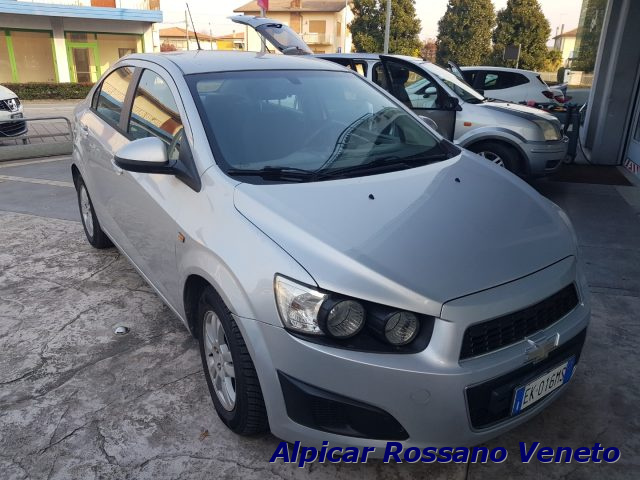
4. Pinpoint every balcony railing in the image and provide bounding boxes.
[301,33,333,45]
[17,0,160,10]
